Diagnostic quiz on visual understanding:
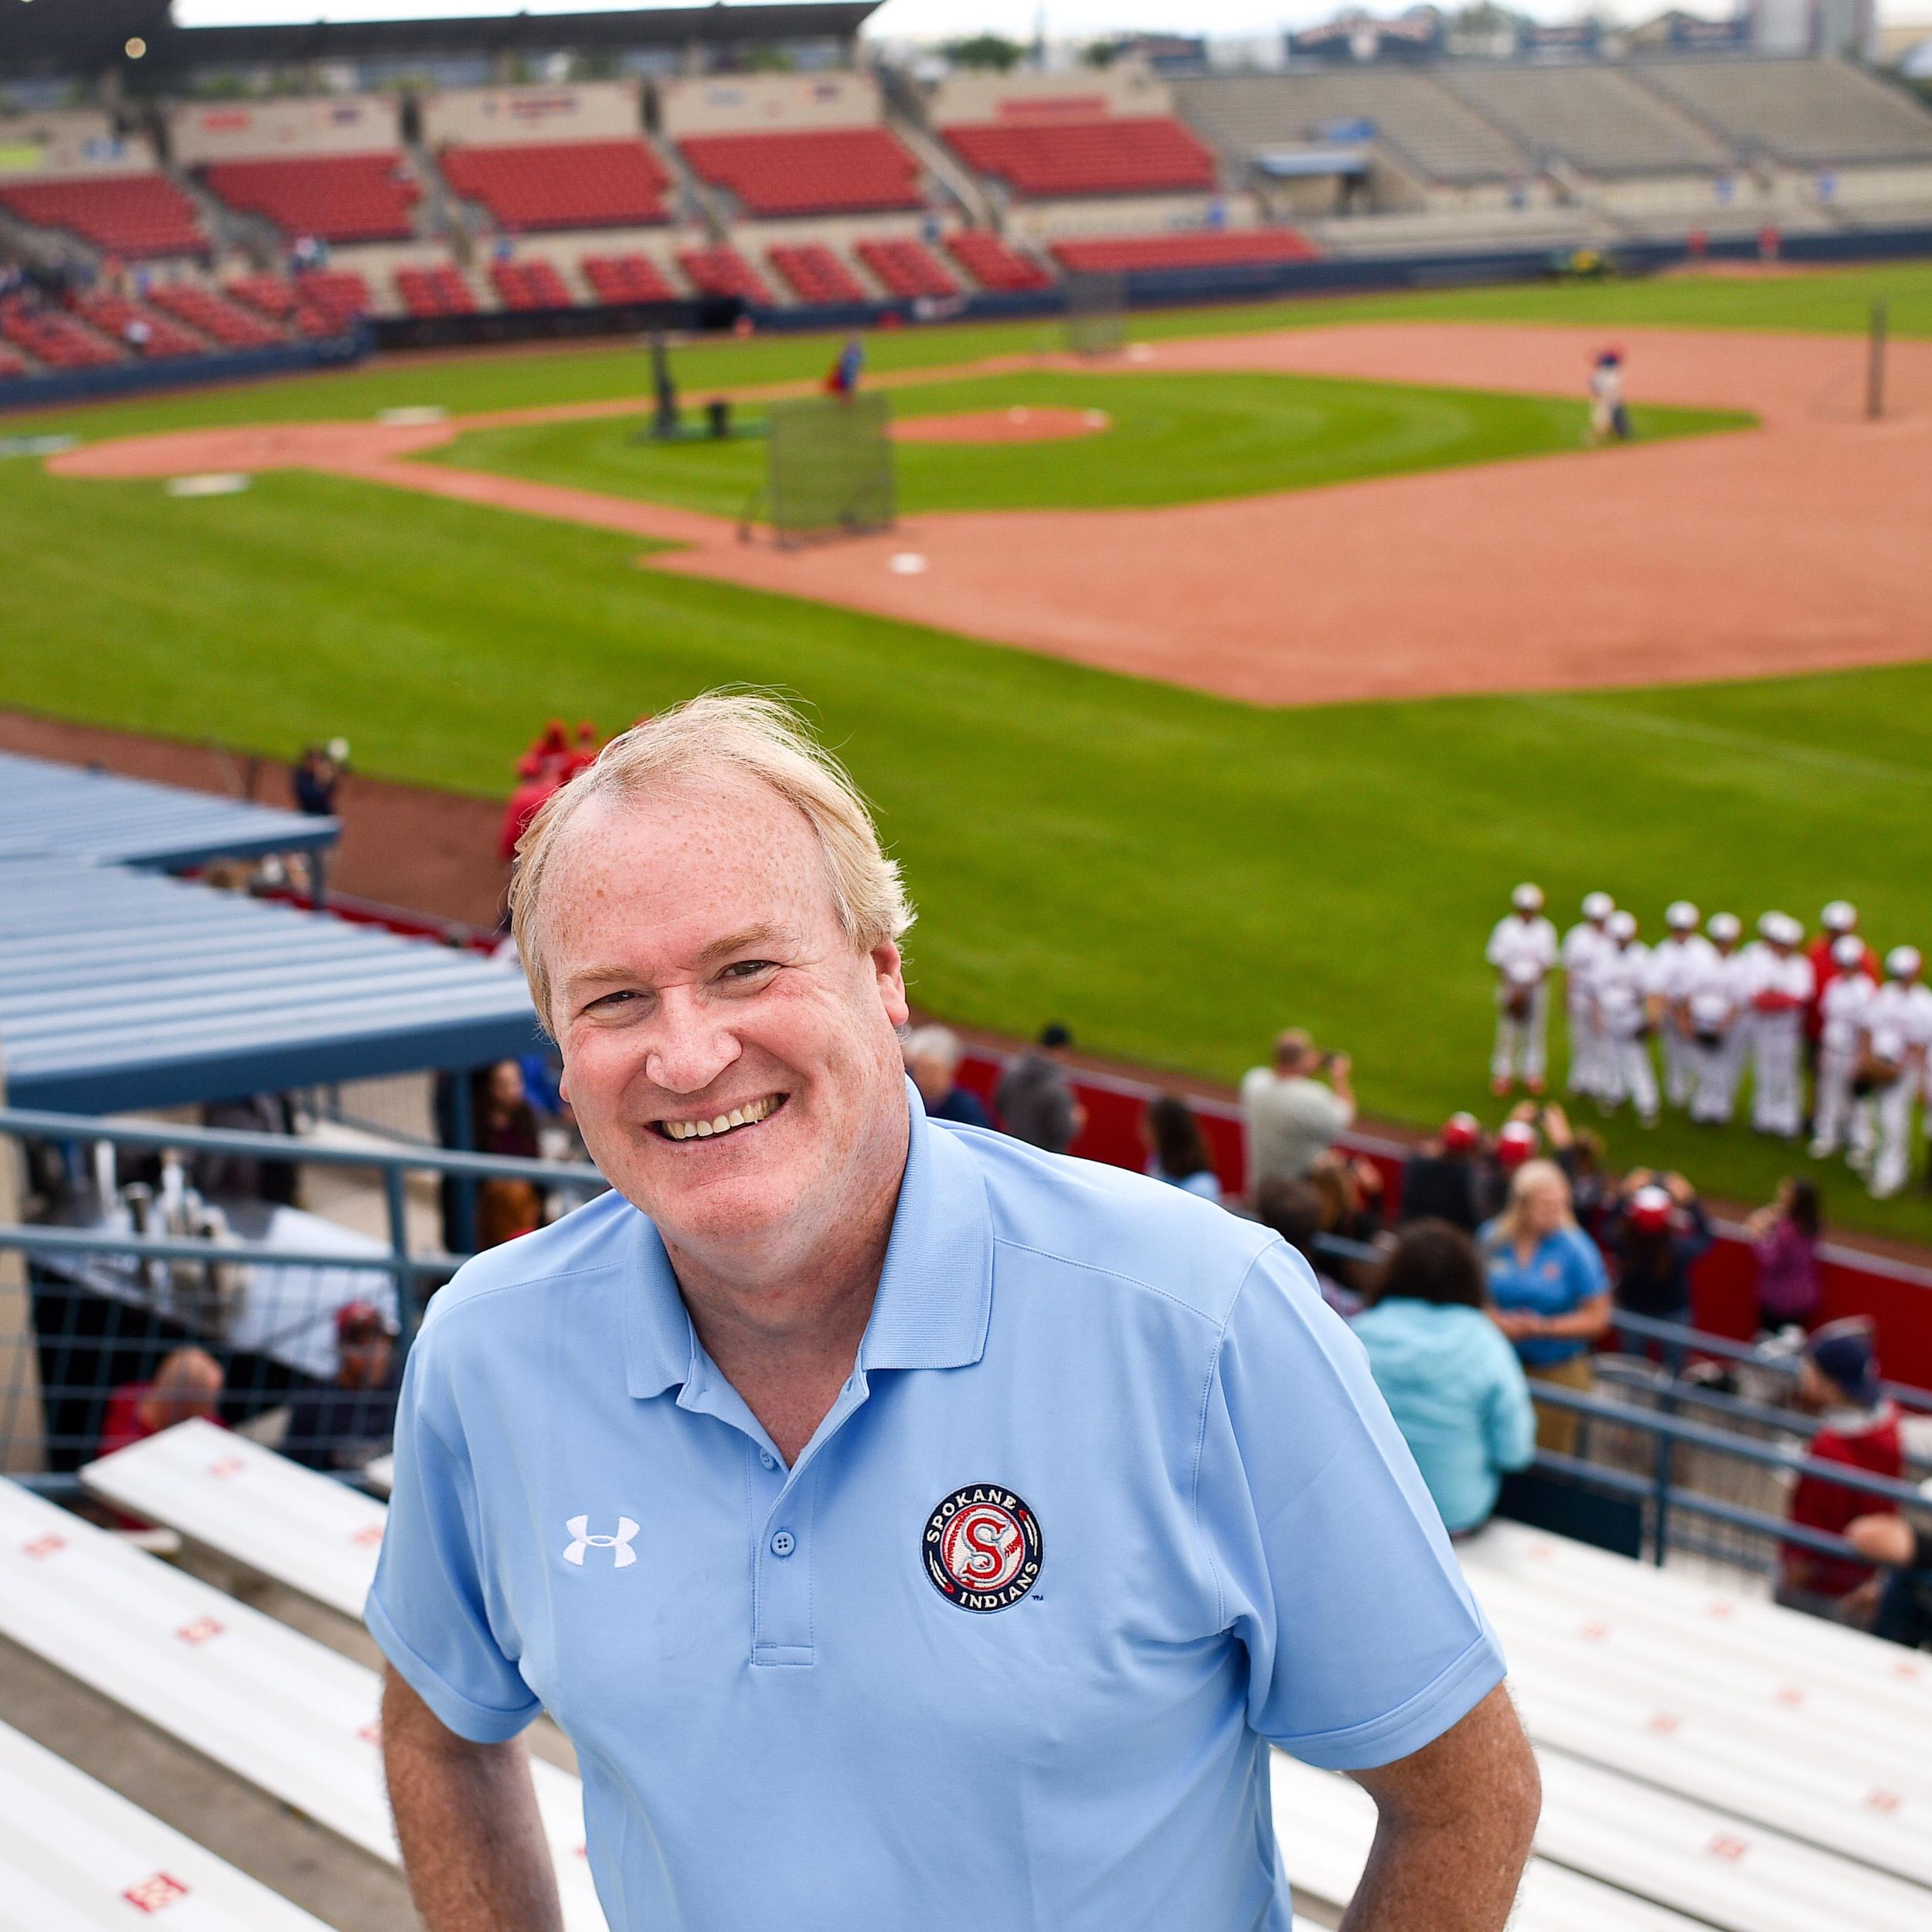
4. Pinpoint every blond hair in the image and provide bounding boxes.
[509,692,913,1029]
[1490,1158,1575,1248]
